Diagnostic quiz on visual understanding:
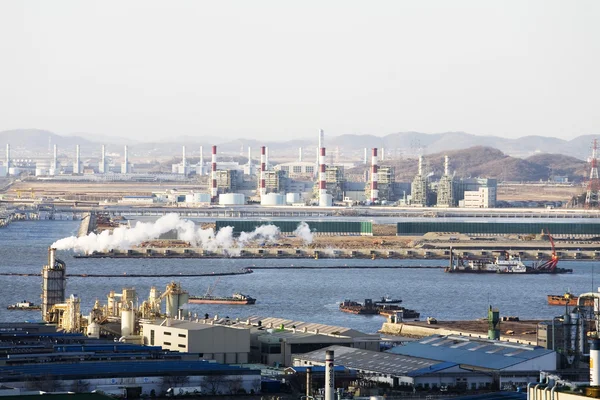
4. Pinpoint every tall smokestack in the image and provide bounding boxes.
[99,145,106,174]
[51,144,57,175]
[299,147,303,162]
[247,147,252,166]
[265,147,269,170]
[121,145,129,174]
[211,146,218,201]
[444,155,449,176]
[316,129,324,175]
[381,147,385,162]
[319,147,327,205]
[260,146,266,199]
[363,148,367,165]
[5,144,10,172]
[74,144,81,174]
[371,148,378,203]
[199,145,204,175]
[324,350,335,400]
[182,146,186,166]
[418,155,423,176]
